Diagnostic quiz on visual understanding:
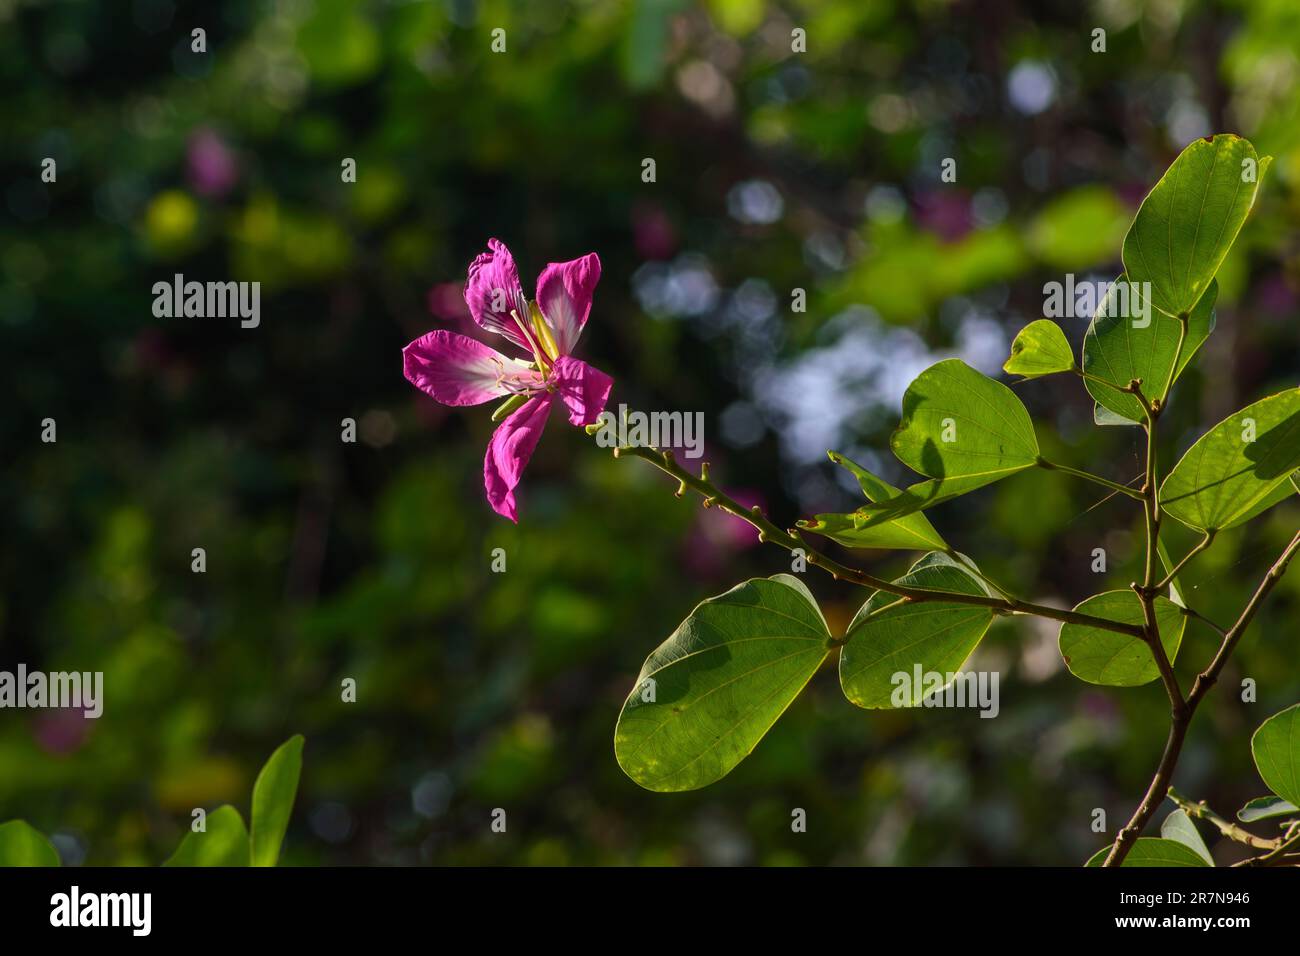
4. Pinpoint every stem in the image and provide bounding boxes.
[1161,313,1191,404]
[606,441,1146,638]
[1105,390,1187,867]
[1104,528,1300,865]
[1167,787,1280,850]
[1156,530,1215,591]
[1035,458,1145,500]
[1188,529,1300,709]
